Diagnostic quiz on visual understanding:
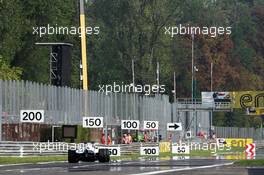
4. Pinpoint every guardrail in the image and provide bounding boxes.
[0,141,159,156]
[174,98,232,111]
